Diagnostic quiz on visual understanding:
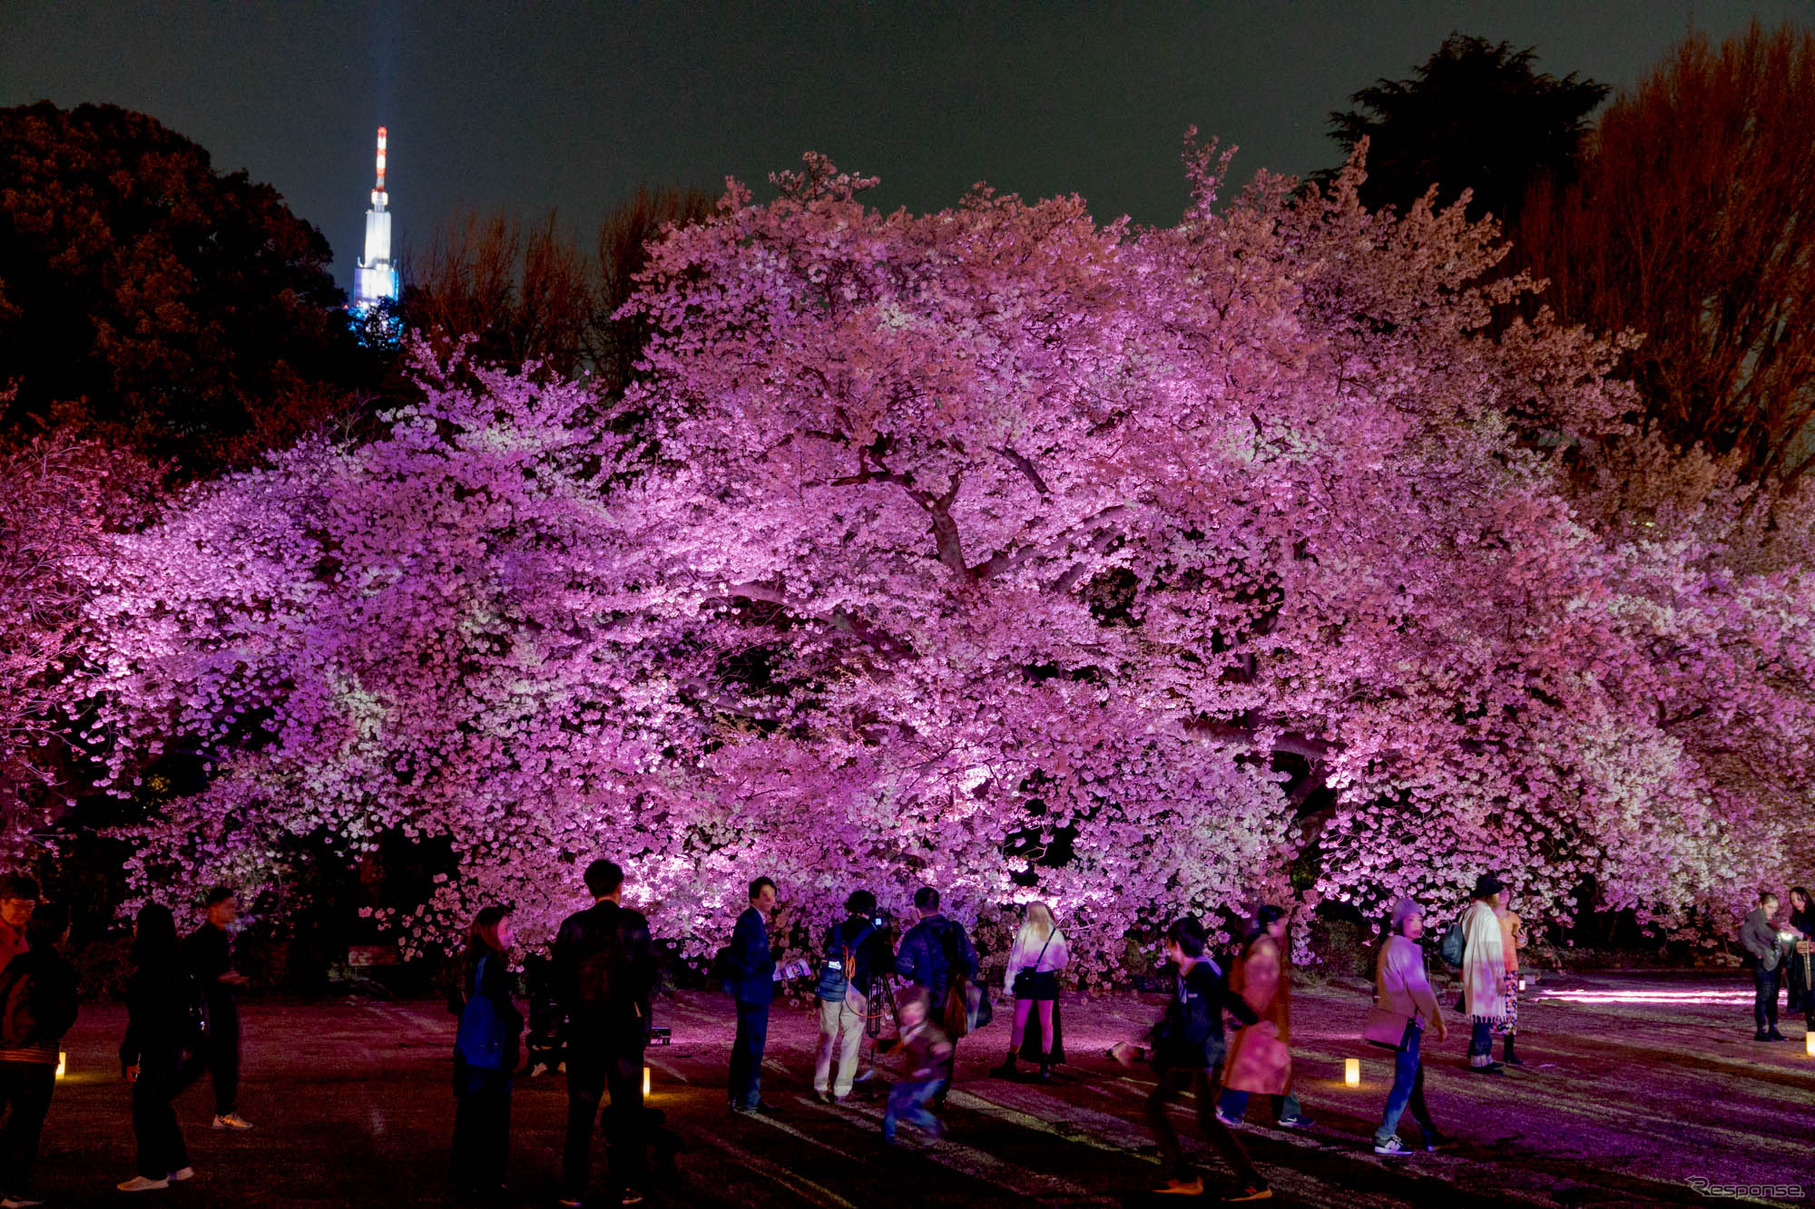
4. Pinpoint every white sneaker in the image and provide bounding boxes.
[1374,1136,1412,1157]
[3,1195,46,1207]
[116,1176,169,1192]
[167,1167,195,1182]
[212,1113,253,1131]
[1214,1109,1245,1128]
